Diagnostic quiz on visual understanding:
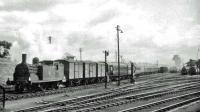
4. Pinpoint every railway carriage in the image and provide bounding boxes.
[134,63,159,77]
[108,62,132,81]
